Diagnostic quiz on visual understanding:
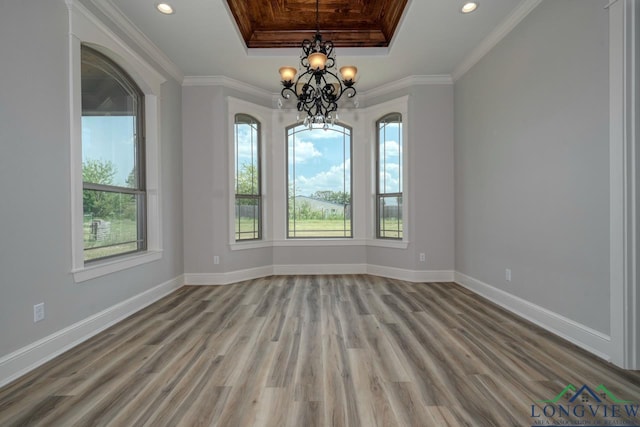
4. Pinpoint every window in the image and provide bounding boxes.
[287,123,352,238]
[81,46,146,261]
[376,113,403,239]
[234,114,262,241]
[69,3,164,282]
